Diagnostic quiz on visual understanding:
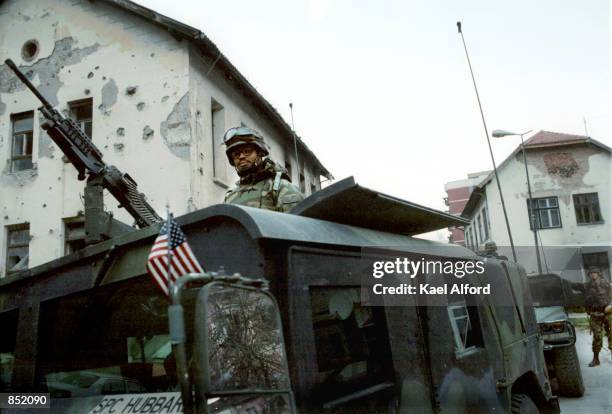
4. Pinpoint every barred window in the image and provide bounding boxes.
[10,112,34,171]
[528,197,561,229]
[573,193,603,224]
